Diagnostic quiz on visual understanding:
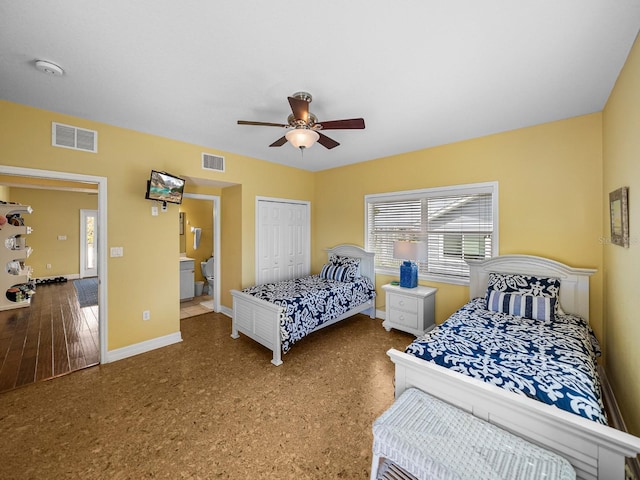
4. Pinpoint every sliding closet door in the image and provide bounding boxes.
[256,198,310,284]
